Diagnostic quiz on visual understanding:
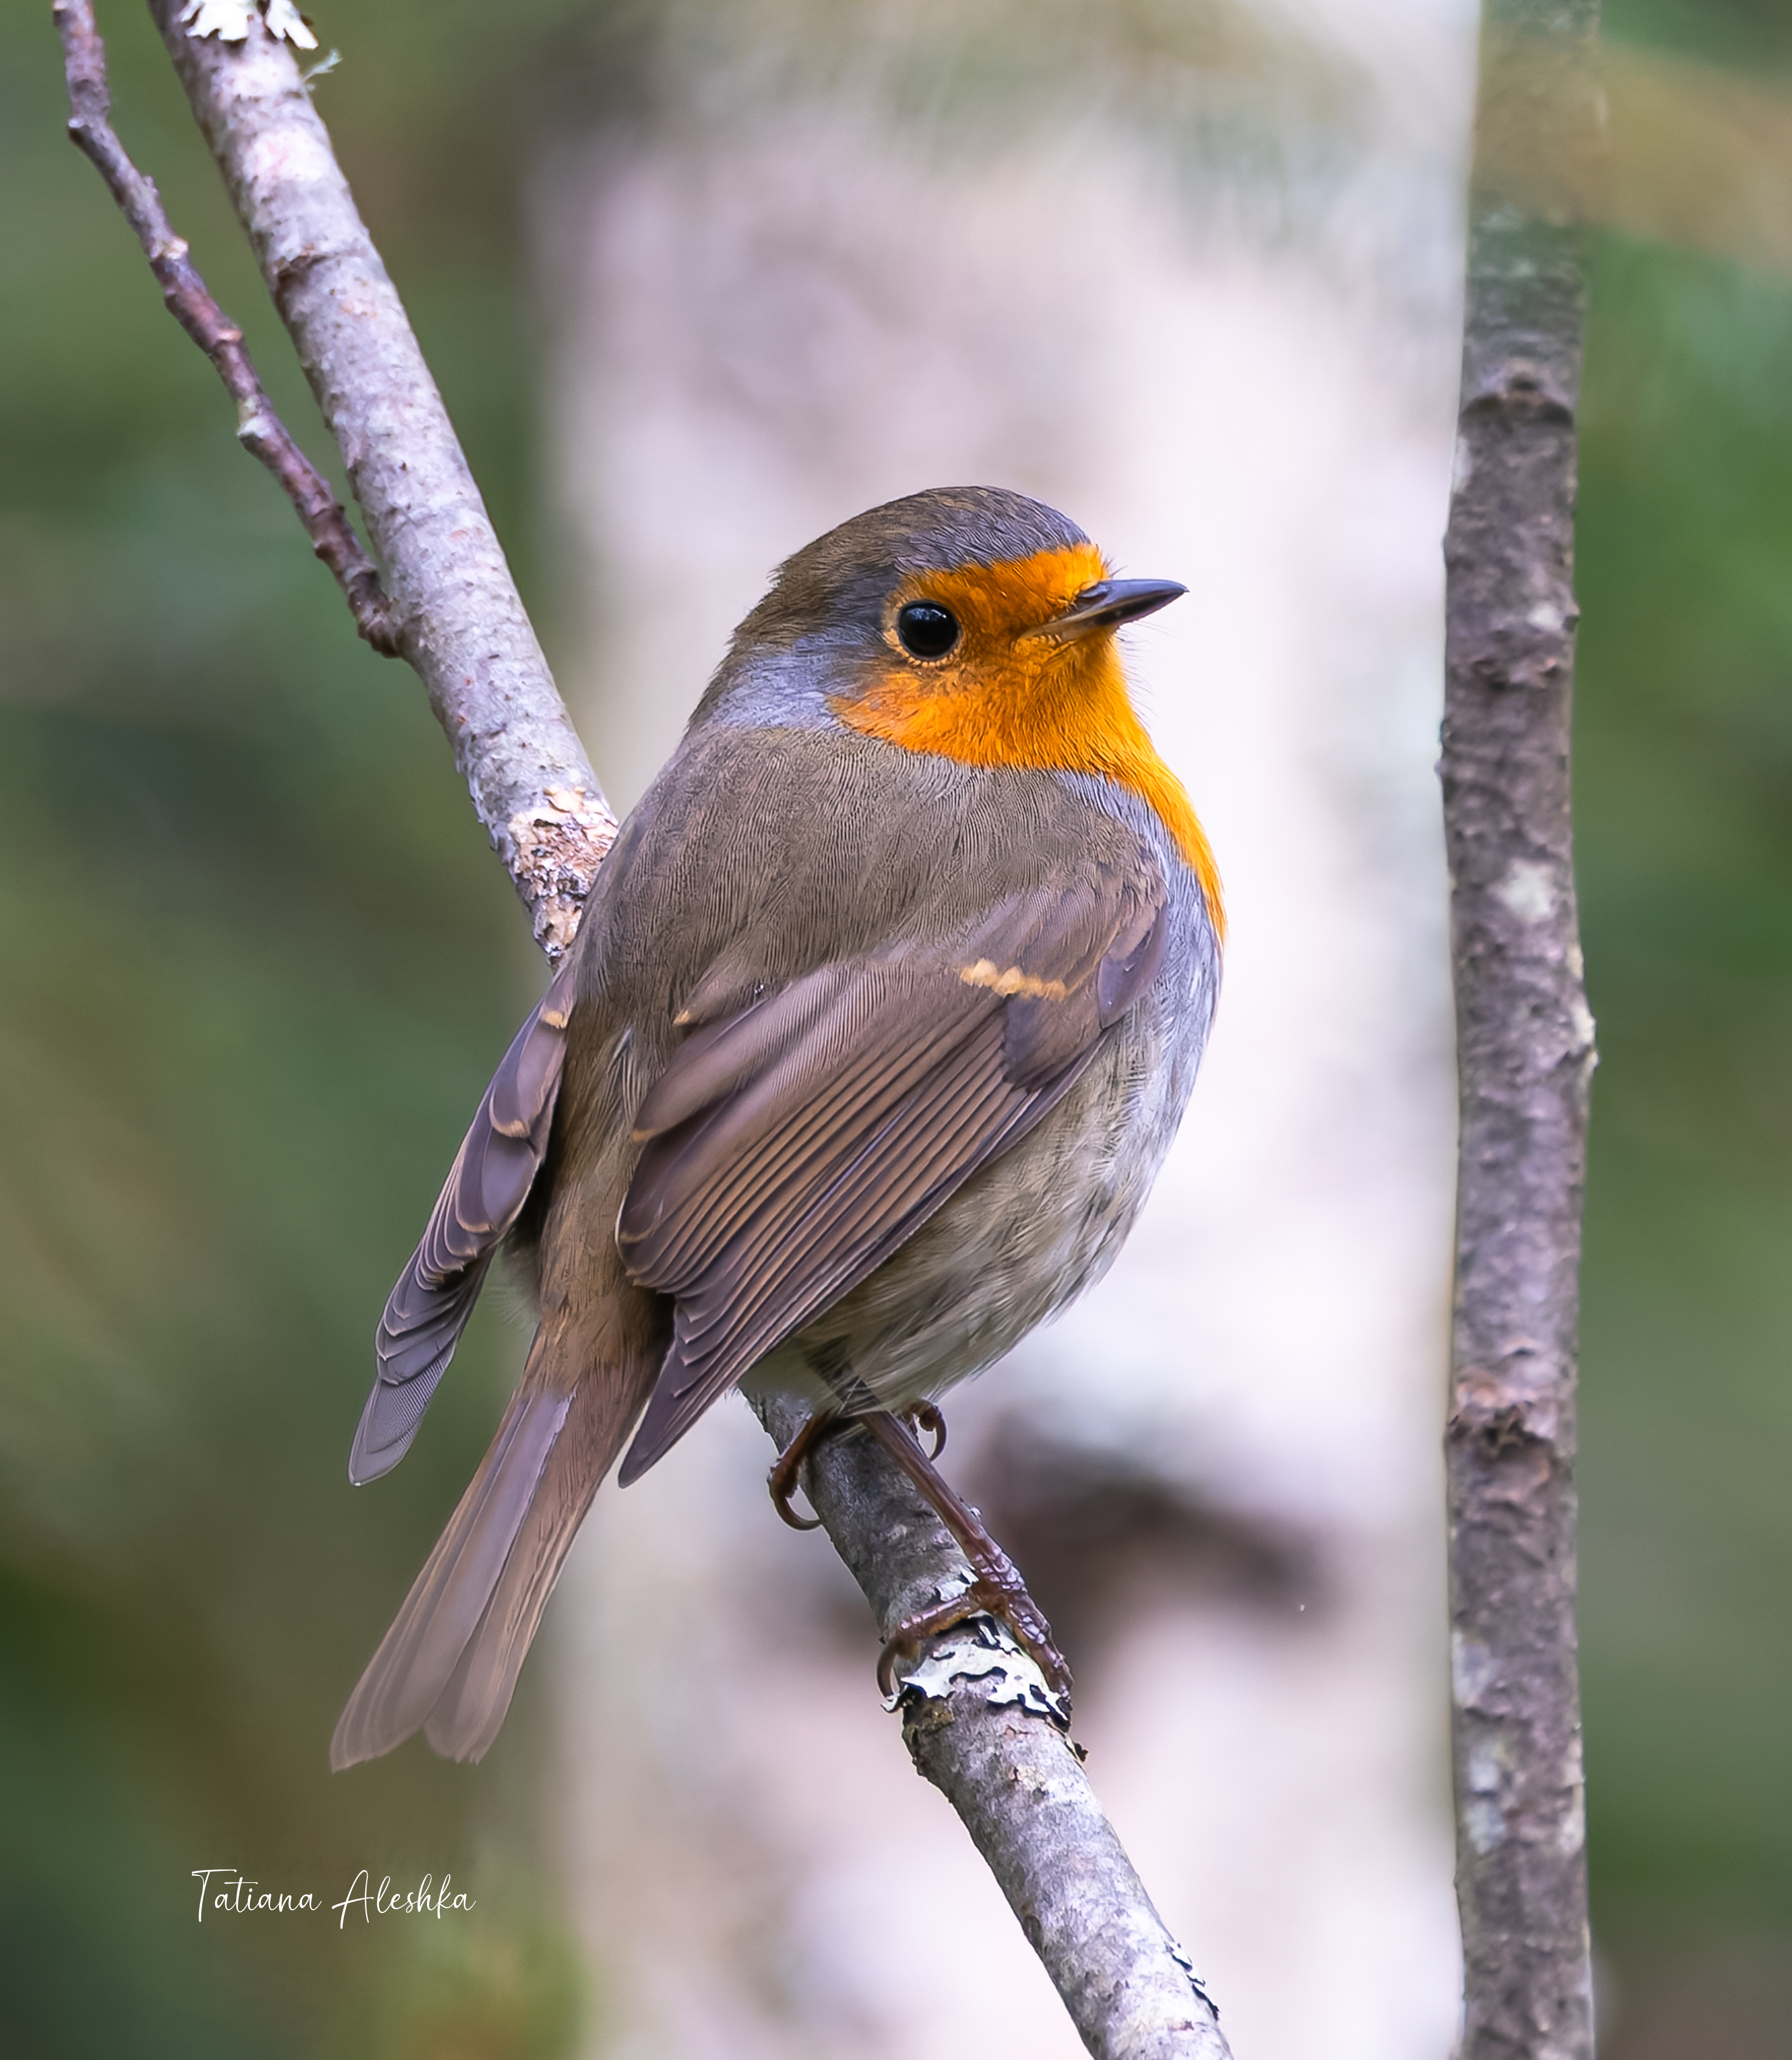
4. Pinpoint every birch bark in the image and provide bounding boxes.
[1441,4,1602,2052]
